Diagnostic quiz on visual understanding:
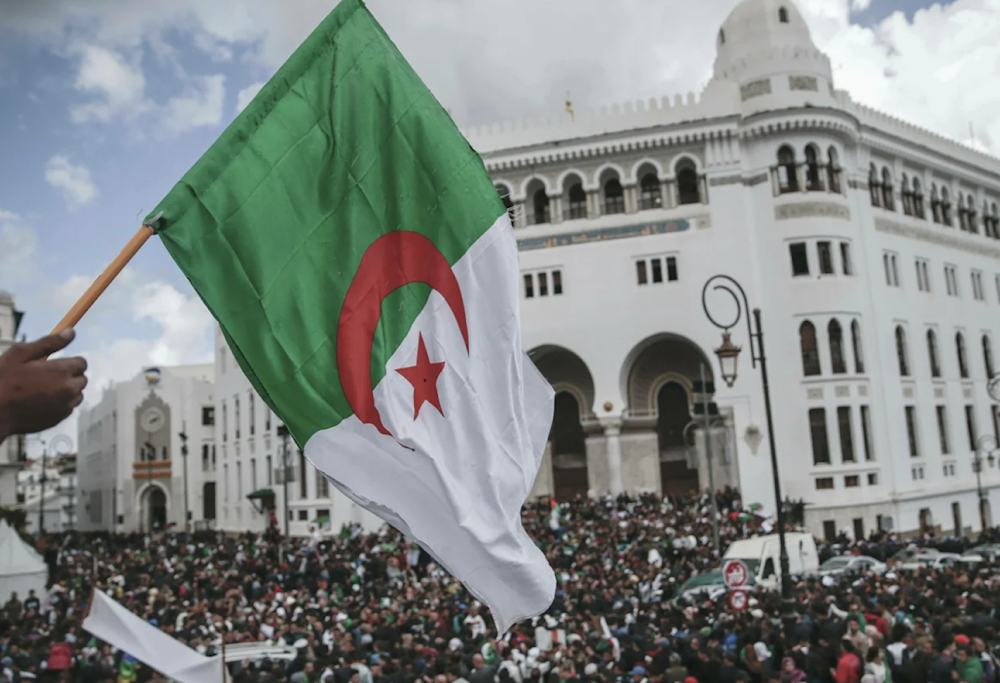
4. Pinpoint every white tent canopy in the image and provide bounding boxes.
[0,520,46,604]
